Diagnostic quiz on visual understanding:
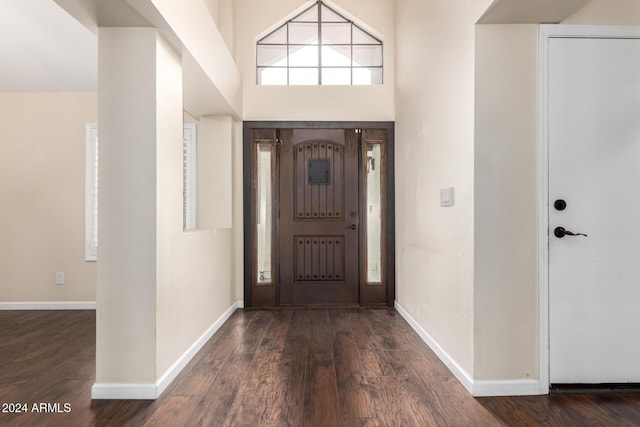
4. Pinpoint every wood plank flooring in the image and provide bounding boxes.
[1,308,640,426]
